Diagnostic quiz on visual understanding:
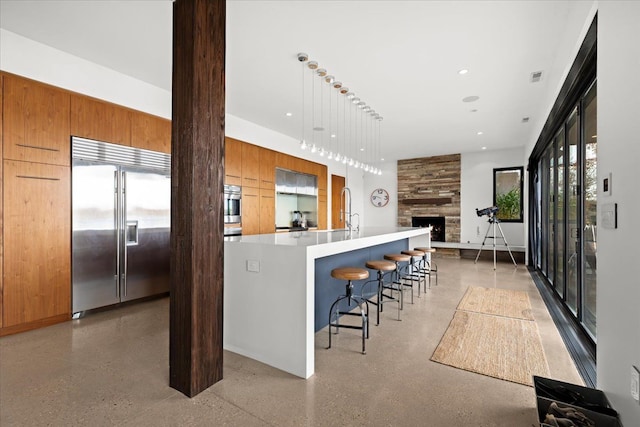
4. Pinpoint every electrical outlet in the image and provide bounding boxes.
[631,366,640,402]
[246,260,260,273]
